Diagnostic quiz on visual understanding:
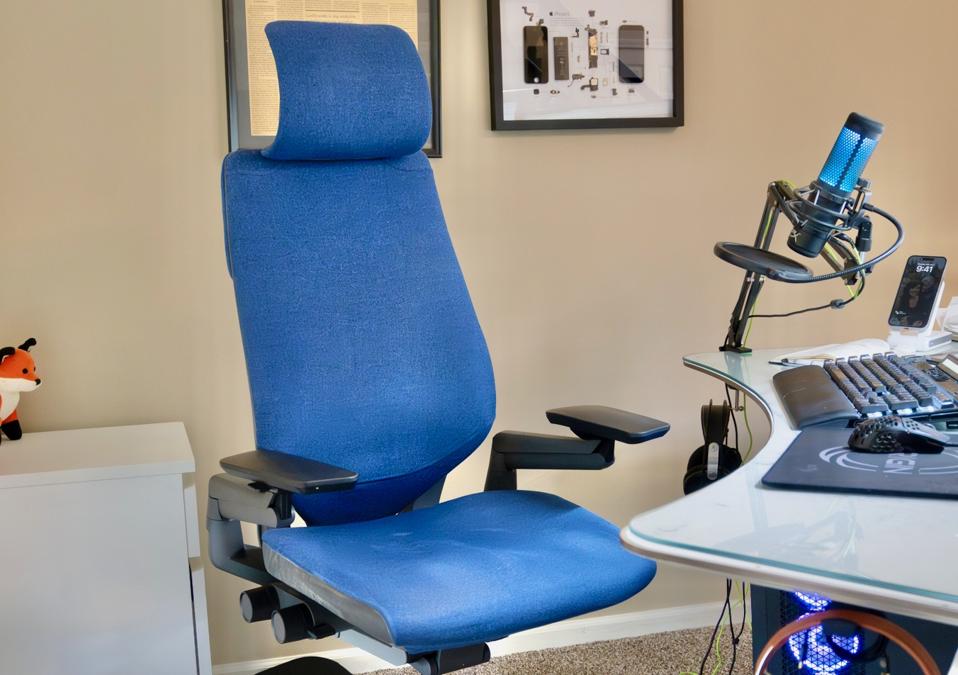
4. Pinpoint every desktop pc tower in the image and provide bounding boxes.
[751,586,958,674]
